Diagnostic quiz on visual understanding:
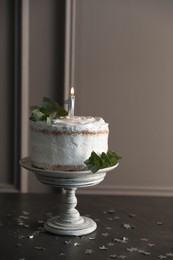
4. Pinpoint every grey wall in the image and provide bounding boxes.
[75,0,173,195]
